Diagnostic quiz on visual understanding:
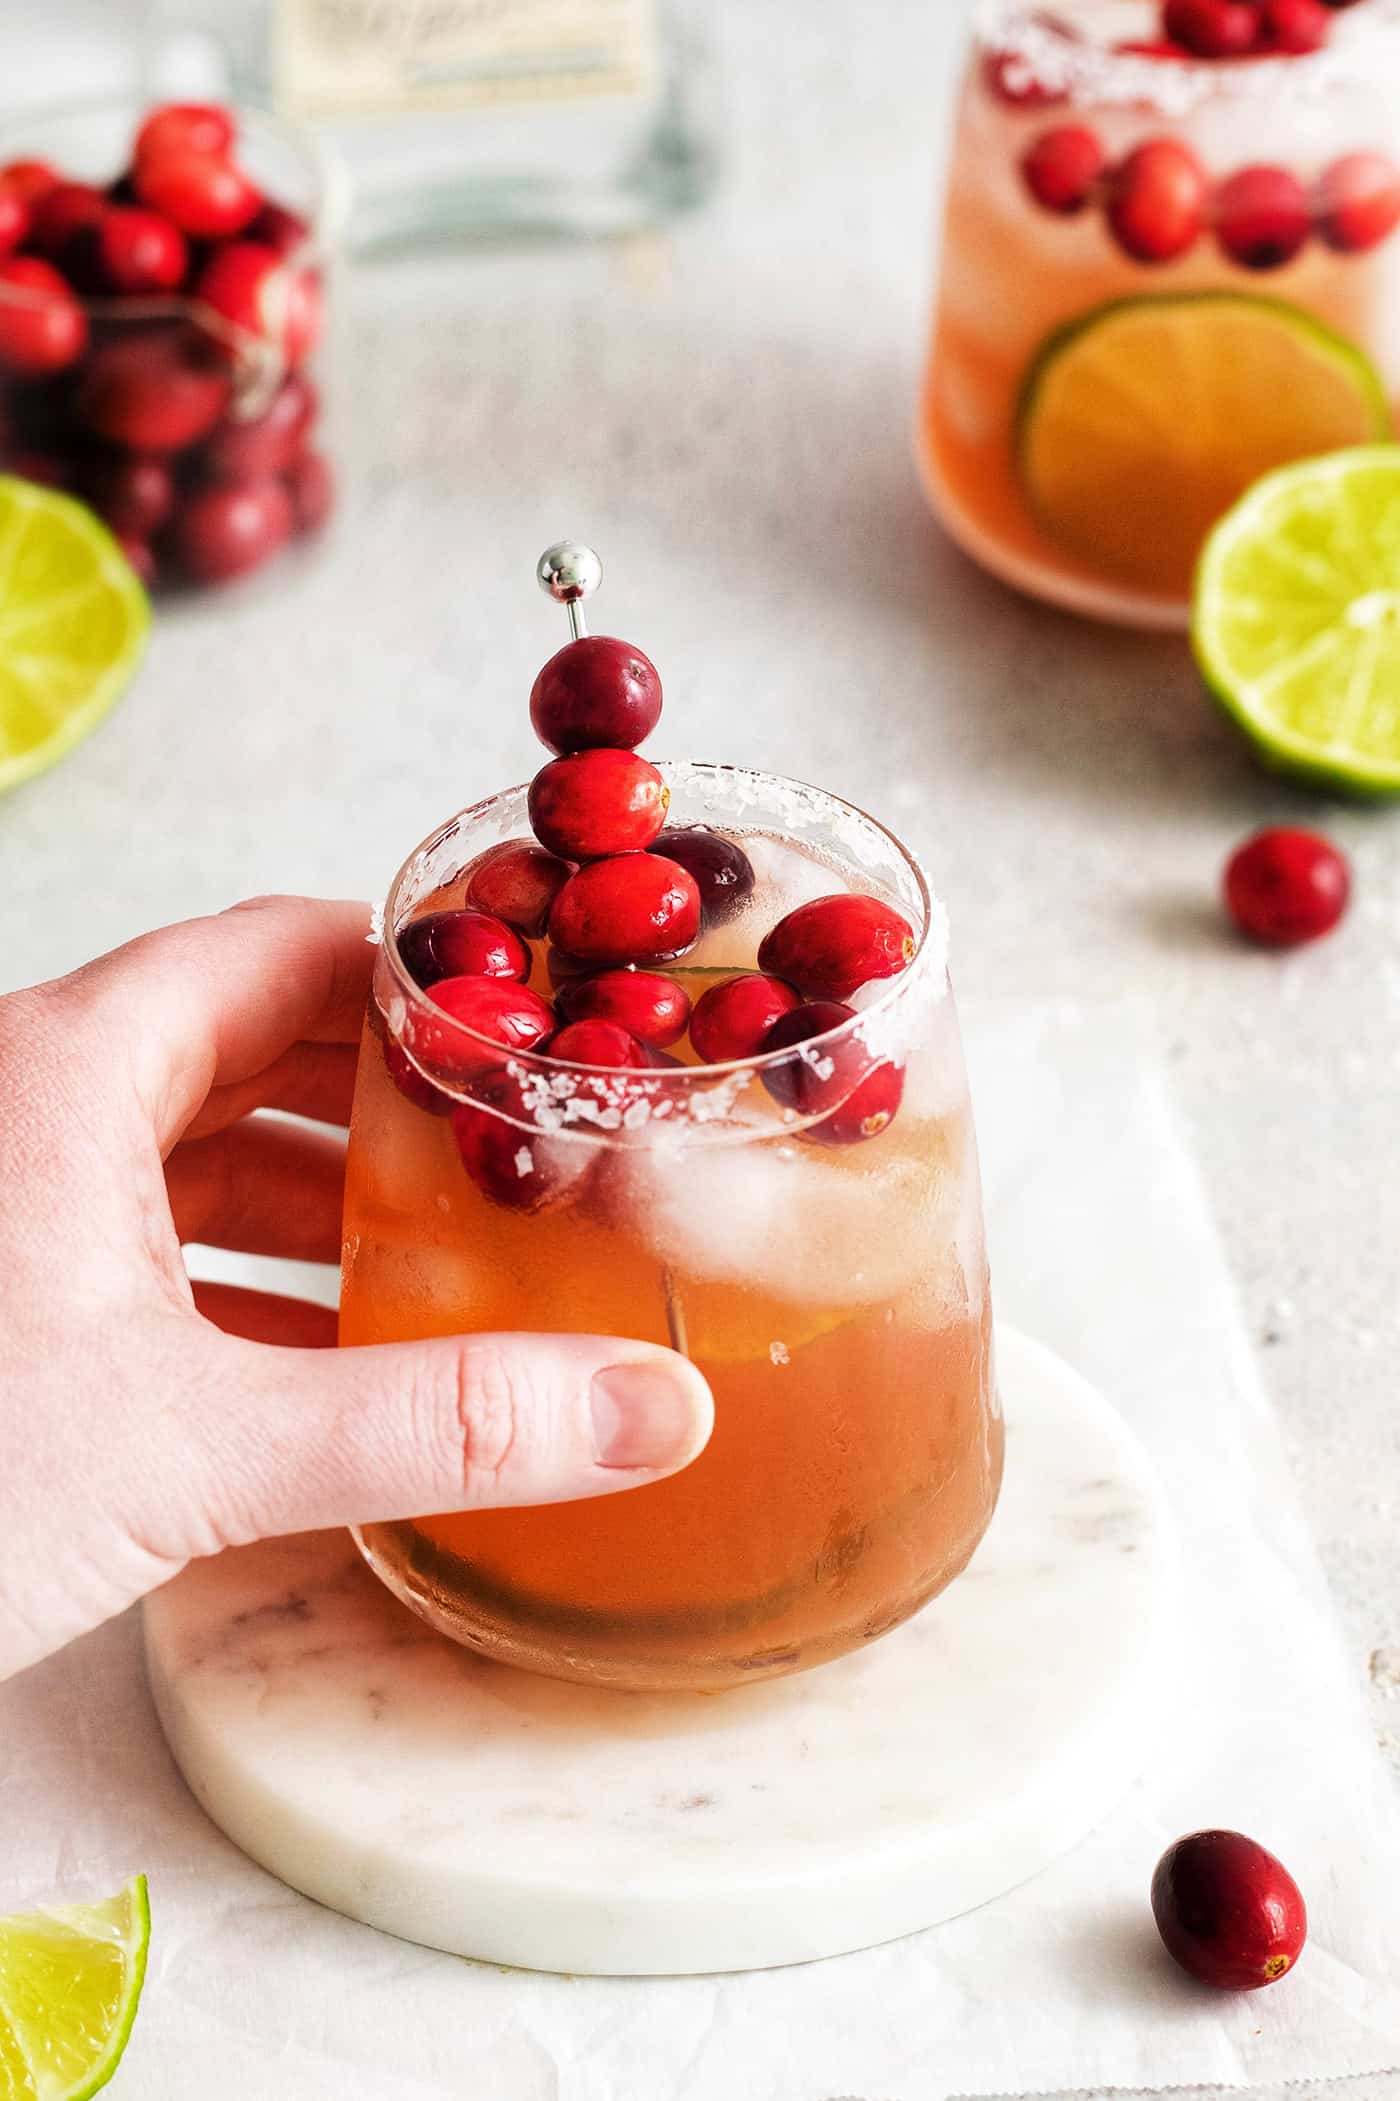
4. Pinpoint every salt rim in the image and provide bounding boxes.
[977,0,1400,115]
